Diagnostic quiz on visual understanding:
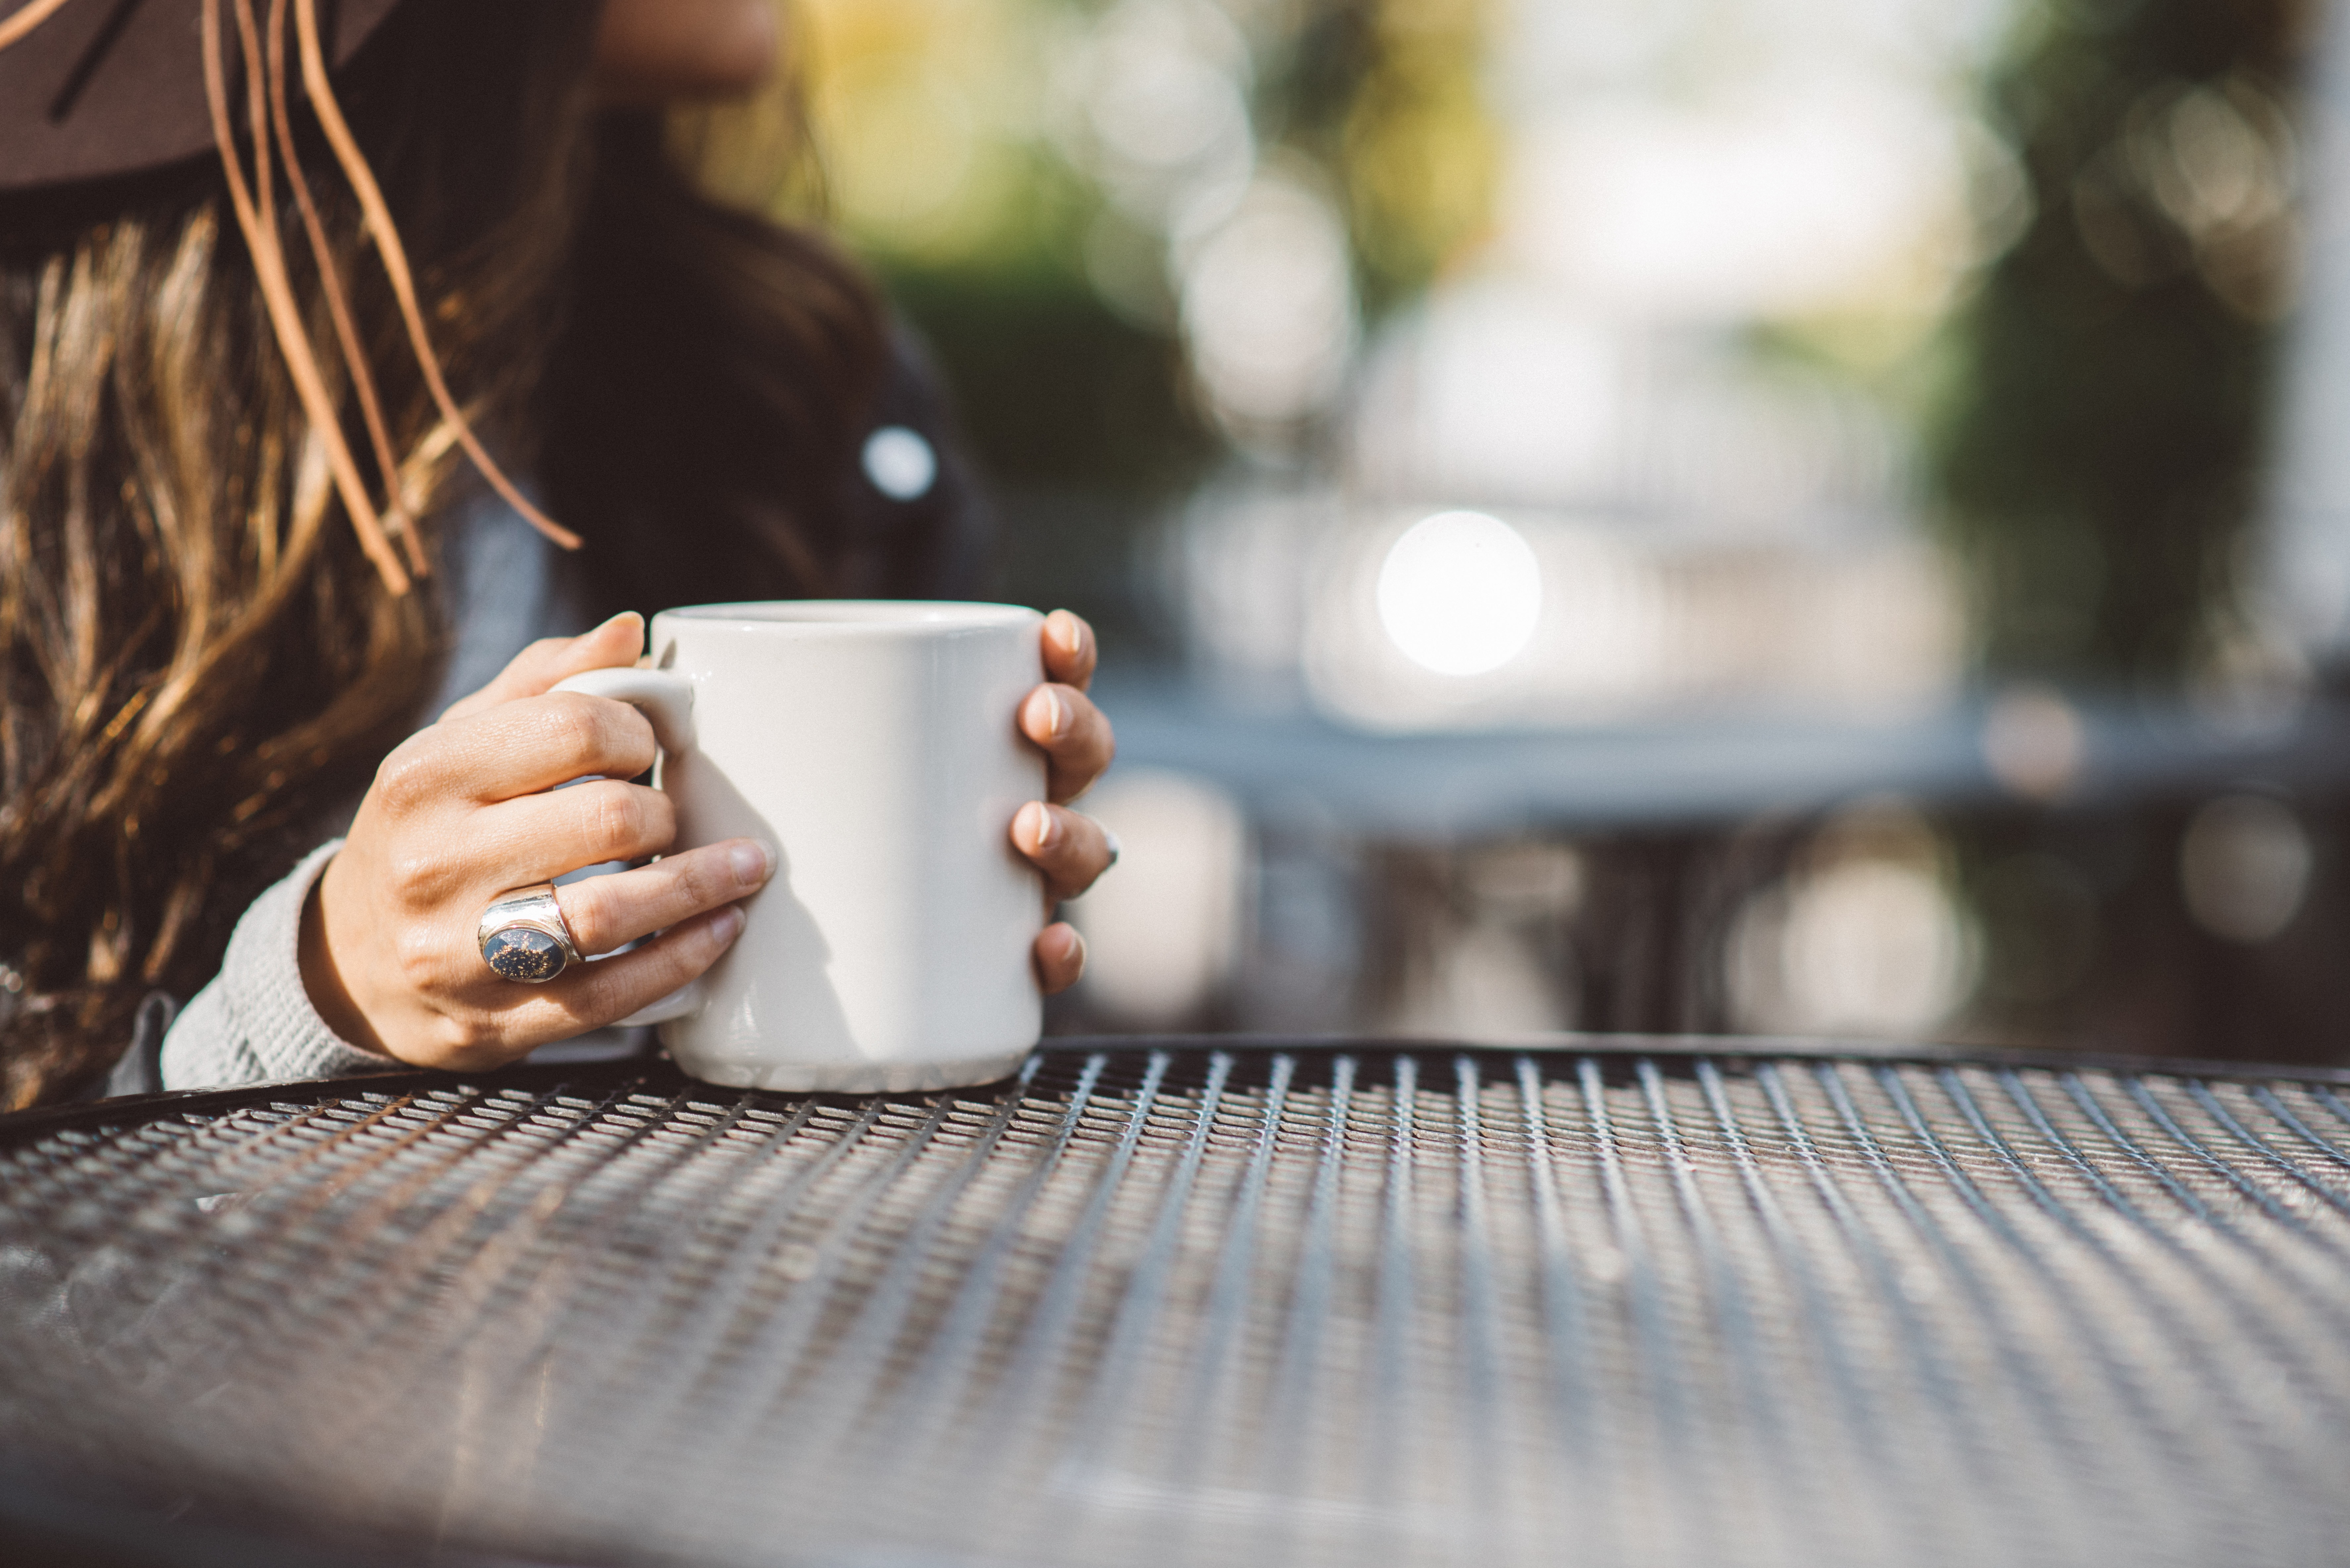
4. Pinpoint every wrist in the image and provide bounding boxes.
[297,856,385,1055]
